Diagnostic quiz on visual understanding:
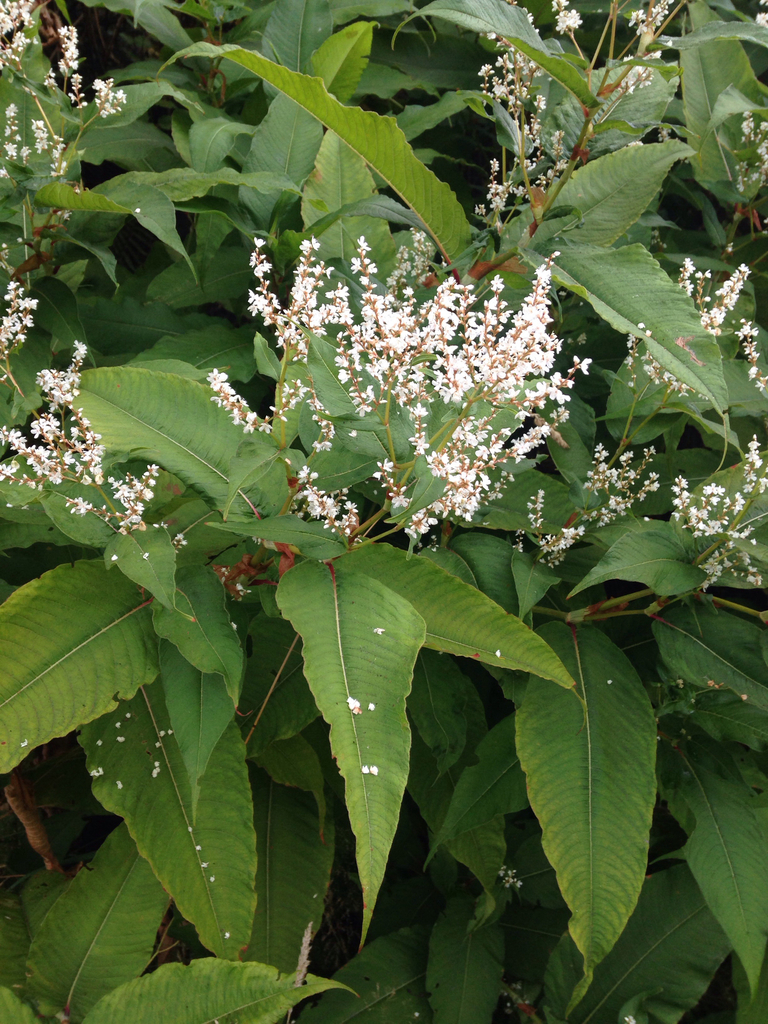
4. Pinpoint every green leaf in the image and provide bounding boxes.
[78,367,252,514]
[344,543,575,687]
[568,525,706,598]
[429,714,527,857]
[663,20,768,52]
[397,90,477,142]
[413,0,600,111]
[240,615,318,758]
[449,532,518,613]
[312,20,374,102]
[677,754,768,994]
[303,130,395,267]
[80,959,346,1024]
[153,566,243,702]
[263,0,334,73]
[0,892,28,990]
[692,691,768,750]
[80,686,257,960]
[512,550,558,619]
[35,183,130,214]
[168,42,471,260]
[104,527,178,611]
[222,437,284,520]
[276,559,426,941]
[298,926,431,1023]
[244,765,334,972]
[516,623,657,1008]
[654,606,768,709]
[188,118,256,174]
[253,732,327,830]
[533,141,692,248]
[25,823,168,1021]
[533,243,727,411]
[426,895,504,1024]
[547,866,730,1024]
[122,167,299,203]
[409,649,469,773]
[78,0,192,51]
[208,513,348,560]
[159,641,234,817]
[0,989,37,1024]
[31,277,85,351]
[98,177,194,273]
[0,560,157,773]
